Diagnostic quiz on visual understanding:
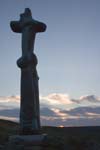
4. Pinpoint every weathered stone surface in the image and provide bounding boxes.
[10,8,46,134]
[3,134,47,150]
[9,134,47,146]
[9,7,47,150]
